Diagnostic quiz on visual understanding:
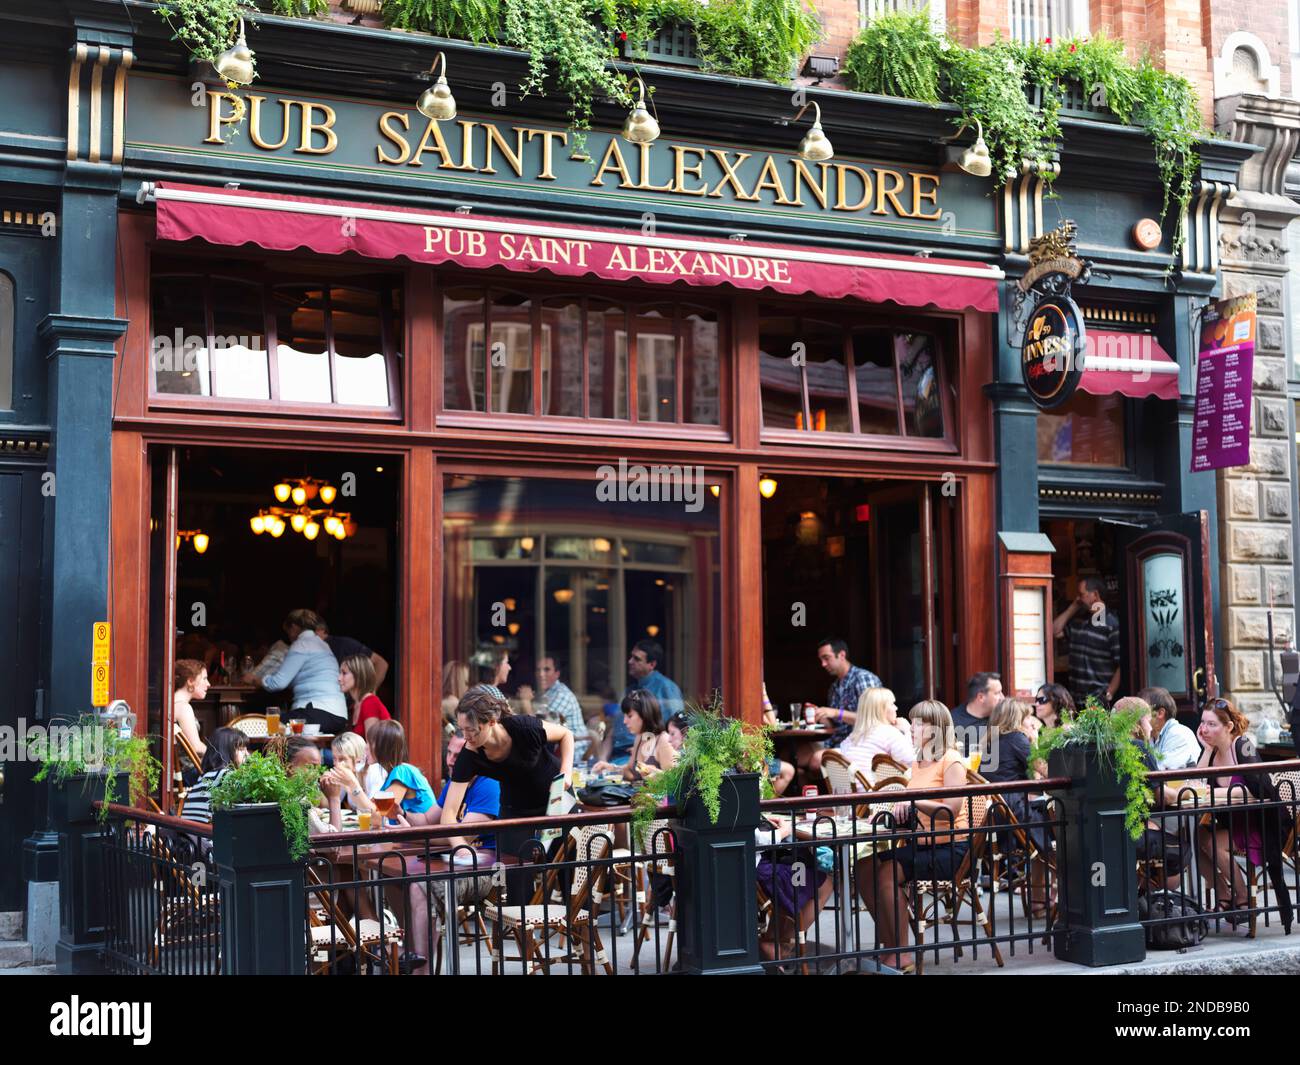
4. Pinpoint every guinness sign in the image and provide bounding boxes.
[1022,295,1085,409]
